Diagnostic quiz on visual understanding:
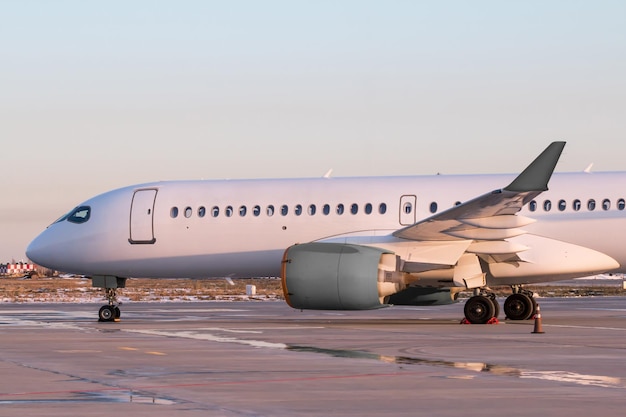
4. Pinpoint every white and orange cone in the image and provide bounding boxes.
[532,305,545,334]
